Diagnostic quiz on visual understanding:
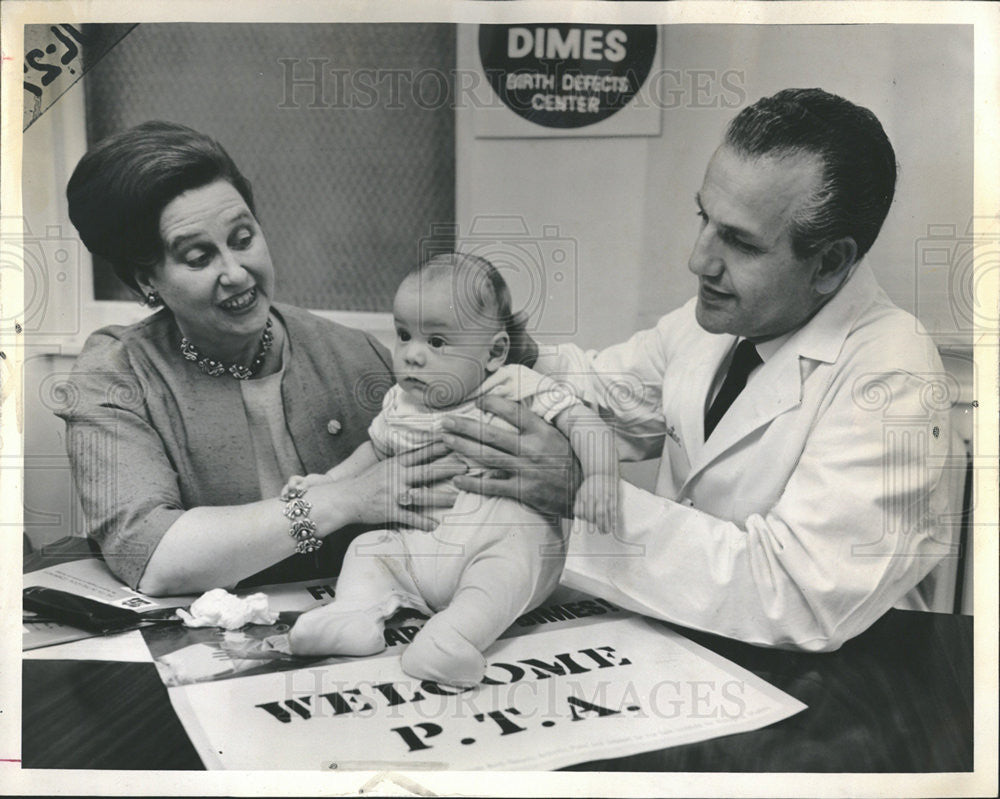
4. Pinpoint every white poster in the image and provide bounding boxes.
[165,615,806,771]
